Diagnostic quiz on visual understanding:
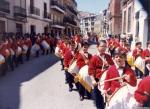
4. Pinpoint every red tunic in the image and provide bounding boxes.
[25,38,32,48]
[88,54,114,79]
[132,48,143,59]
[142,49,150,59]
[76,53,92,69]
[63,49,74,68]
[104,65,137,94]
[134,76,150,105]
